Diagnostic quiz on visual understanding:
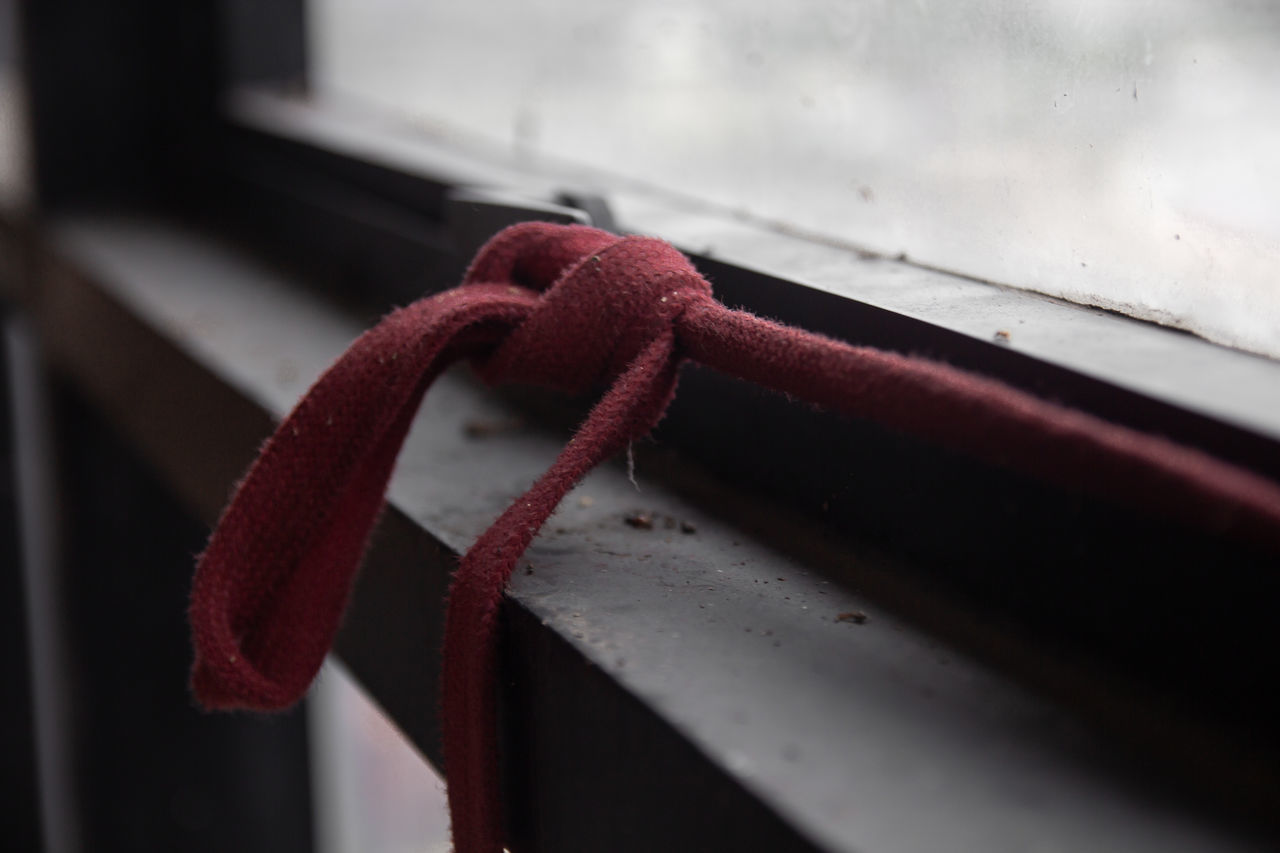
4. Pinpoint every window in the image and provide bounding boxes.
[5,2,1279,851]
[310,0,1280,358]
